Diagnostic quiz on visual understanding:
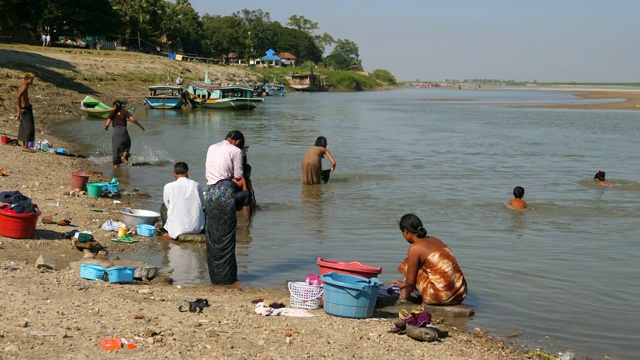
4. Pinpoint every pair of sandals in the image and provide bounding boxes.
[42,216,72,226]
[111,235,138,243]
